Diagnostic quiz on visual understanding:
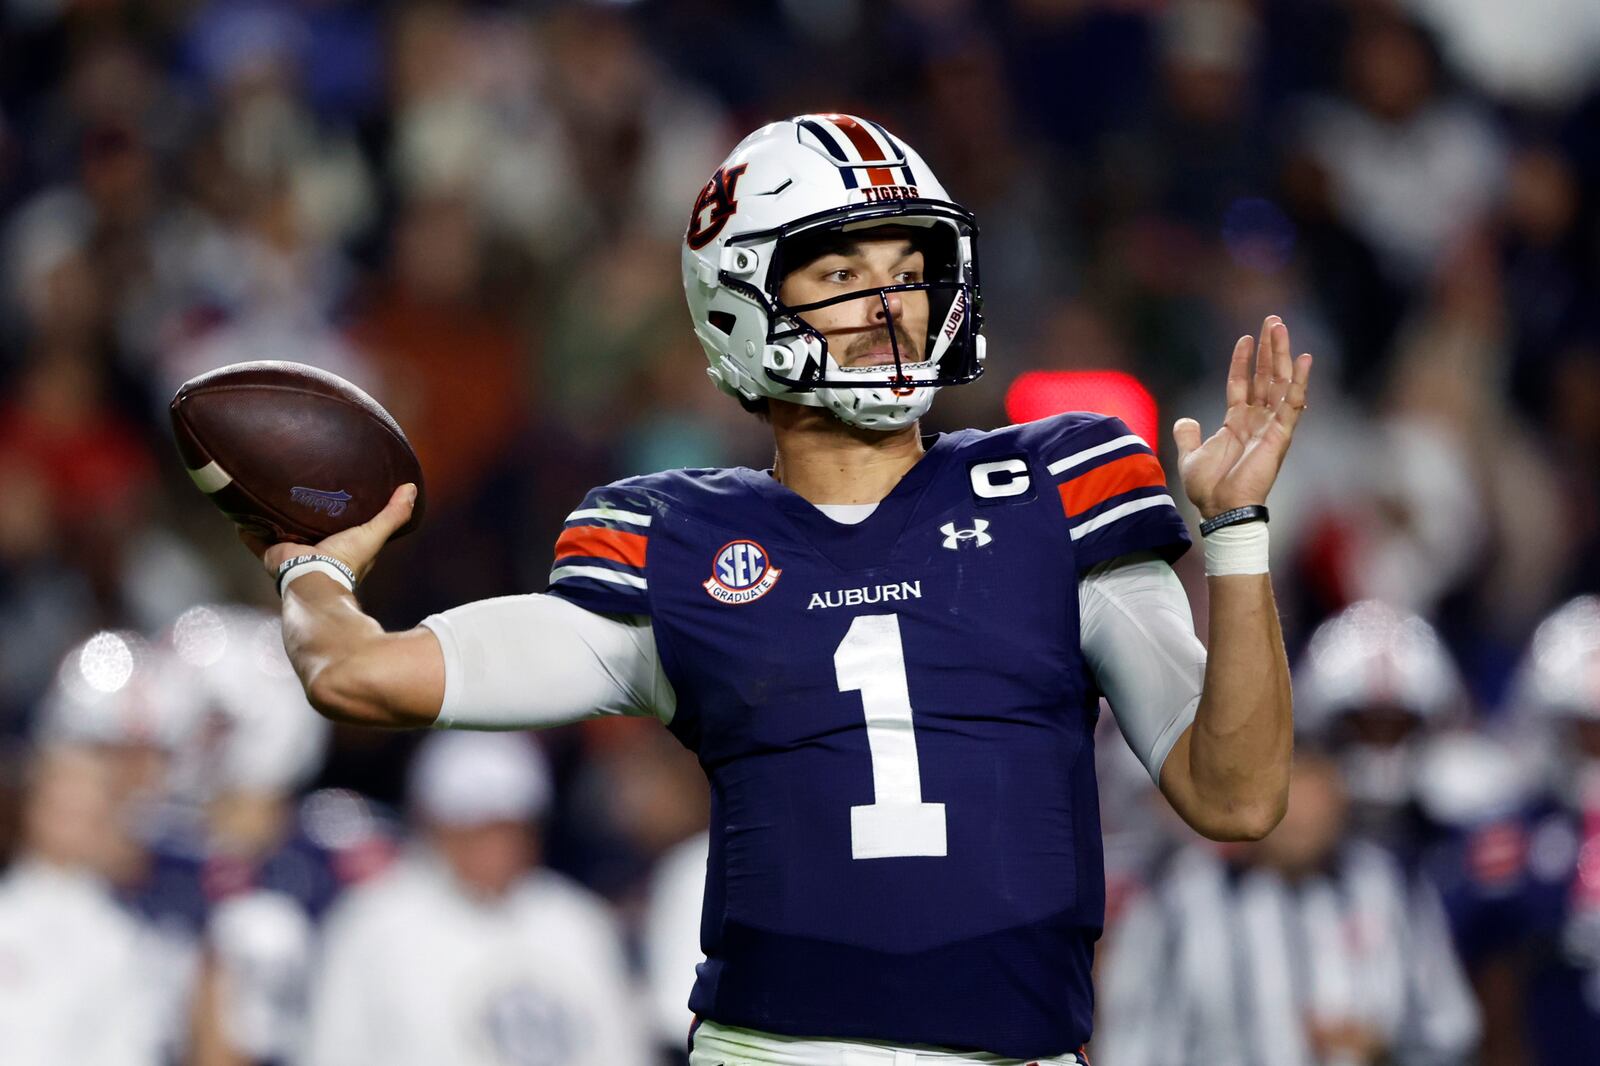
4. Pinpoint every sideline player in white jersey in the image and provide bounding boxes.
[0,744,165,1066]
[244,115,1313,1064]
[301,731,649,1066]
